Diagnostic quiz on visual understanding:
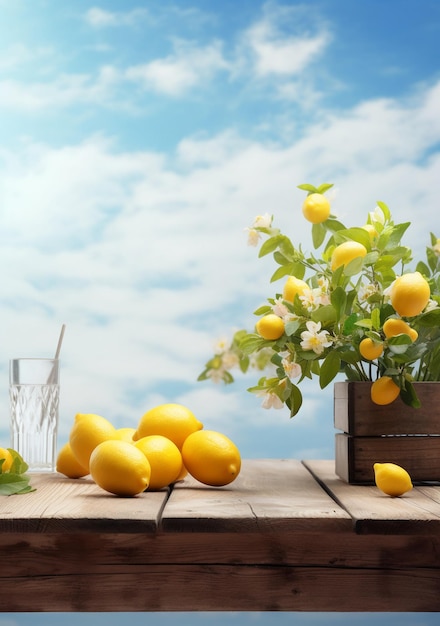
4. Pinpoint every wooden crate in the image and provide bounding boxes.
[334,381,440,484]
